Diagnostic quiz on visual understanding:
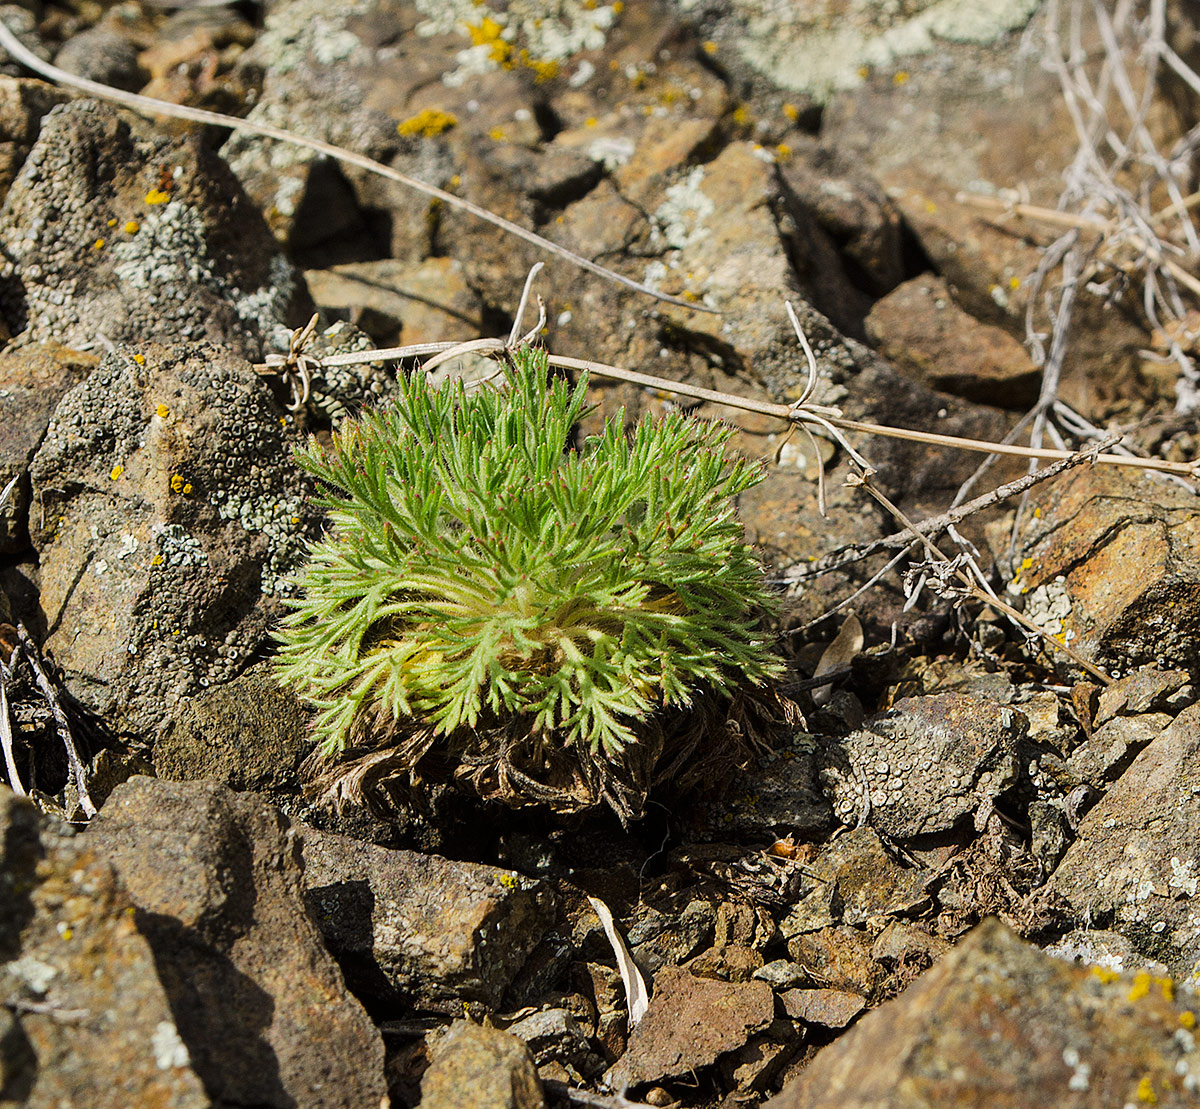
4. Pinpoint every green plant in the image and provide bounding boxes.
[274,346,782,810]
